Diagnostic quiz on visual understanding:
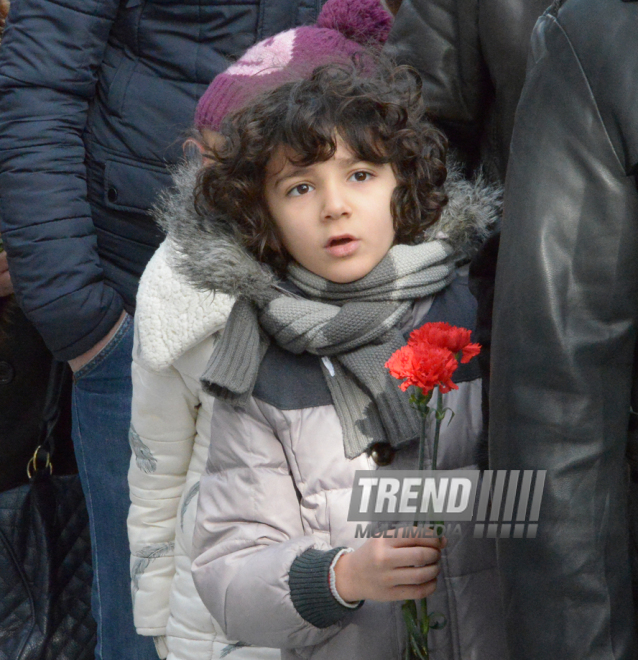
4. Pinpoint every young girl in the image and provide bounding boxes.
[167,59,508,659]
[126,2,397,659]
